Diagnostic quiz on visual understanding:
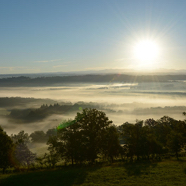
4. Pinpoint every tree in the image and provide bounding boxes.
[144,119,163,159]
[46,128,57,139]
[74,108,113,163]
[47,120,80,165]
[0,126,14,173]
[101,125,121,162]
[36,152,60,168]
[30,131,47,143]
[167,131,184,159]
[121,121,144,160]
[11,130,30,144]
[11,131,36,168]
[47,109,120,164]
[121,120,163,160]
[14,142,36,168]
[154,116,173,147]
